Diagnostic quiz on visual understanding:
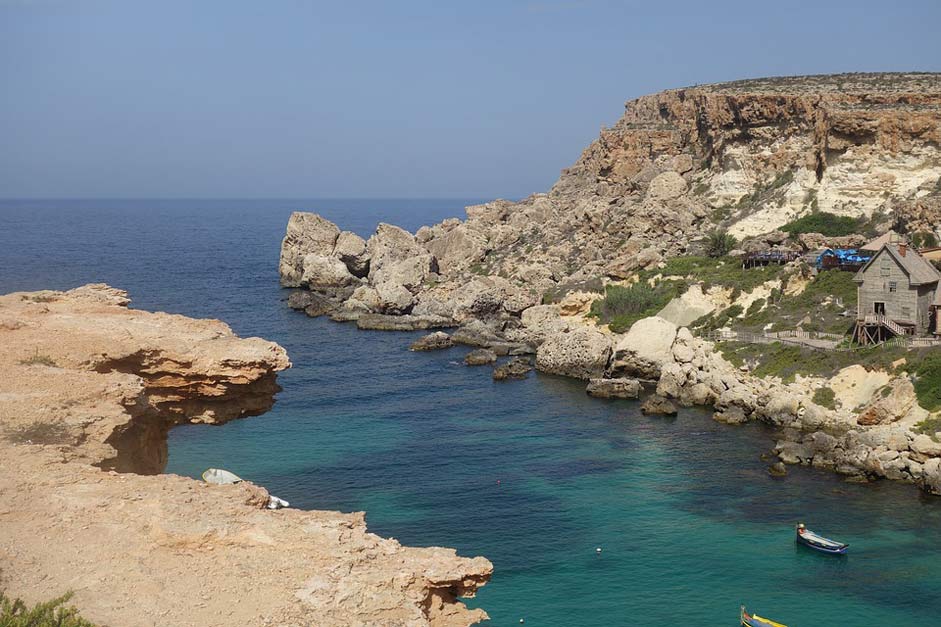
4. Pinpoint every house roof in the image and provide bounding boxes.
[853,243,941,286]
[860,230,899,252]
